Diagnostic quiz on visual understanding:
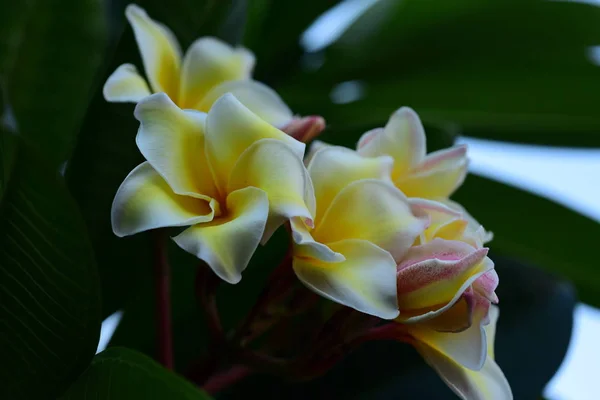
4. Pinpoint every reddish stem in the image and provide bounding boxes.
[232,250,293,345]
[154,229,174,369]
[202,365,252,395]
